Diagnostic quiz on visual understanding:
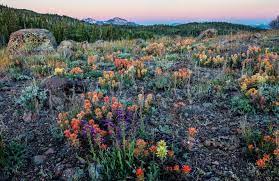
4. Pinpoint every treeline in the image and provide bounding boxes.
[0,5,260,46]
